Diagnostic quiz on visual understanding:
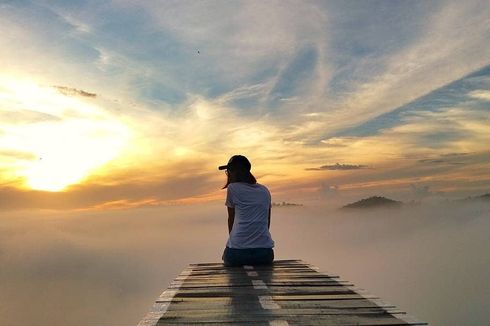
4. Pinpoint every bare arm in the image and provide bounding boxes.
[227,207,235,234]
[268,207,271,229]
